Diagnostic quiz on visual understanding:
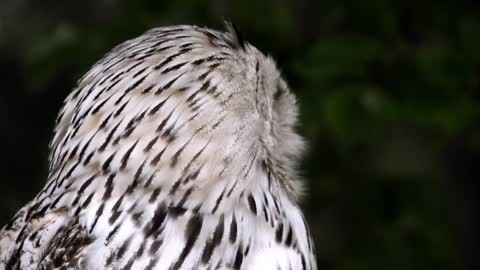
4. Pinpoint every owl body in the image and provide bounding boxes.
[0,24,316,269]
